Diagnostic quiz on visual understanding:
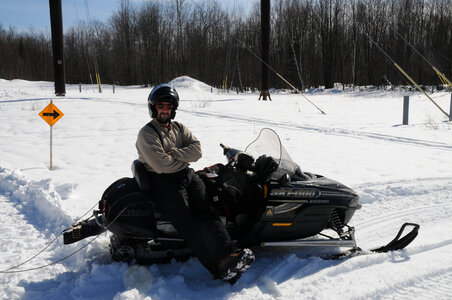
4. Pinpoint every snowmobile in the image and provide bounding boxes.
[63,128,419,263]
